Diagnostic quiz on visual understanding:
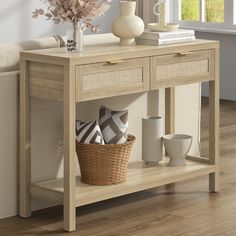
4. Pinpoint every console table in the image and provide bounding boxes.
[20,39,219,232]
